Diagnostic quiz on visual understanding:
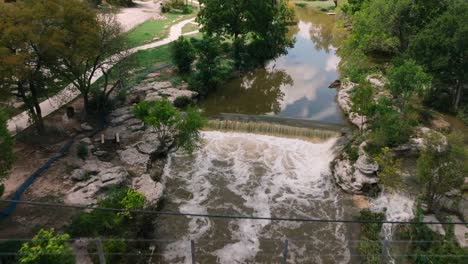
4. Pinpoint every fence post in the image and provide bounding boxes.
[96,238,106,264]
[282,239,289,264]
[380,239,388,264]
[191,240,196,264]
